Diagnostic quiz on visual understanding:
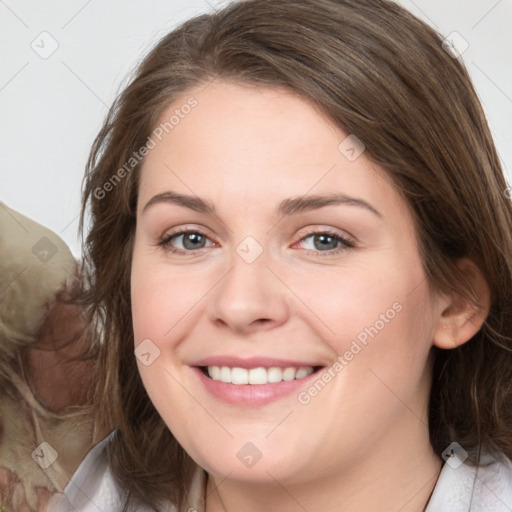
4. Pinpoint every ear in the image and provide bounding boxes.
[433,258,491,350]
